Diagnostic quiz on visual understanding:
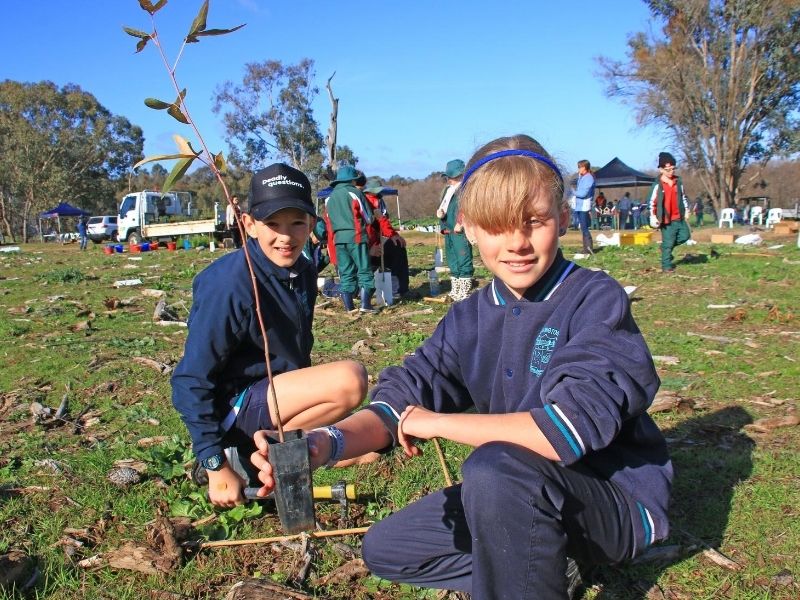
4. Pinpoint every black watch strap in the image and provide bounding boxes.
[200,453,226,471]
